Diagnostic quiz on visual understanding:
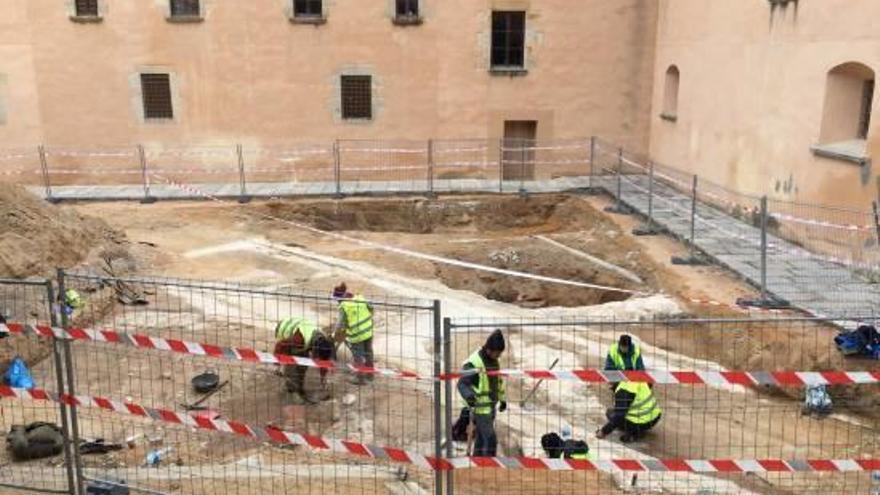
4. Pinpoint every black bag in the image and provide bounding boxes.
[564,439,590,459]
[6,422,64,460]
[451,407,471,442]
